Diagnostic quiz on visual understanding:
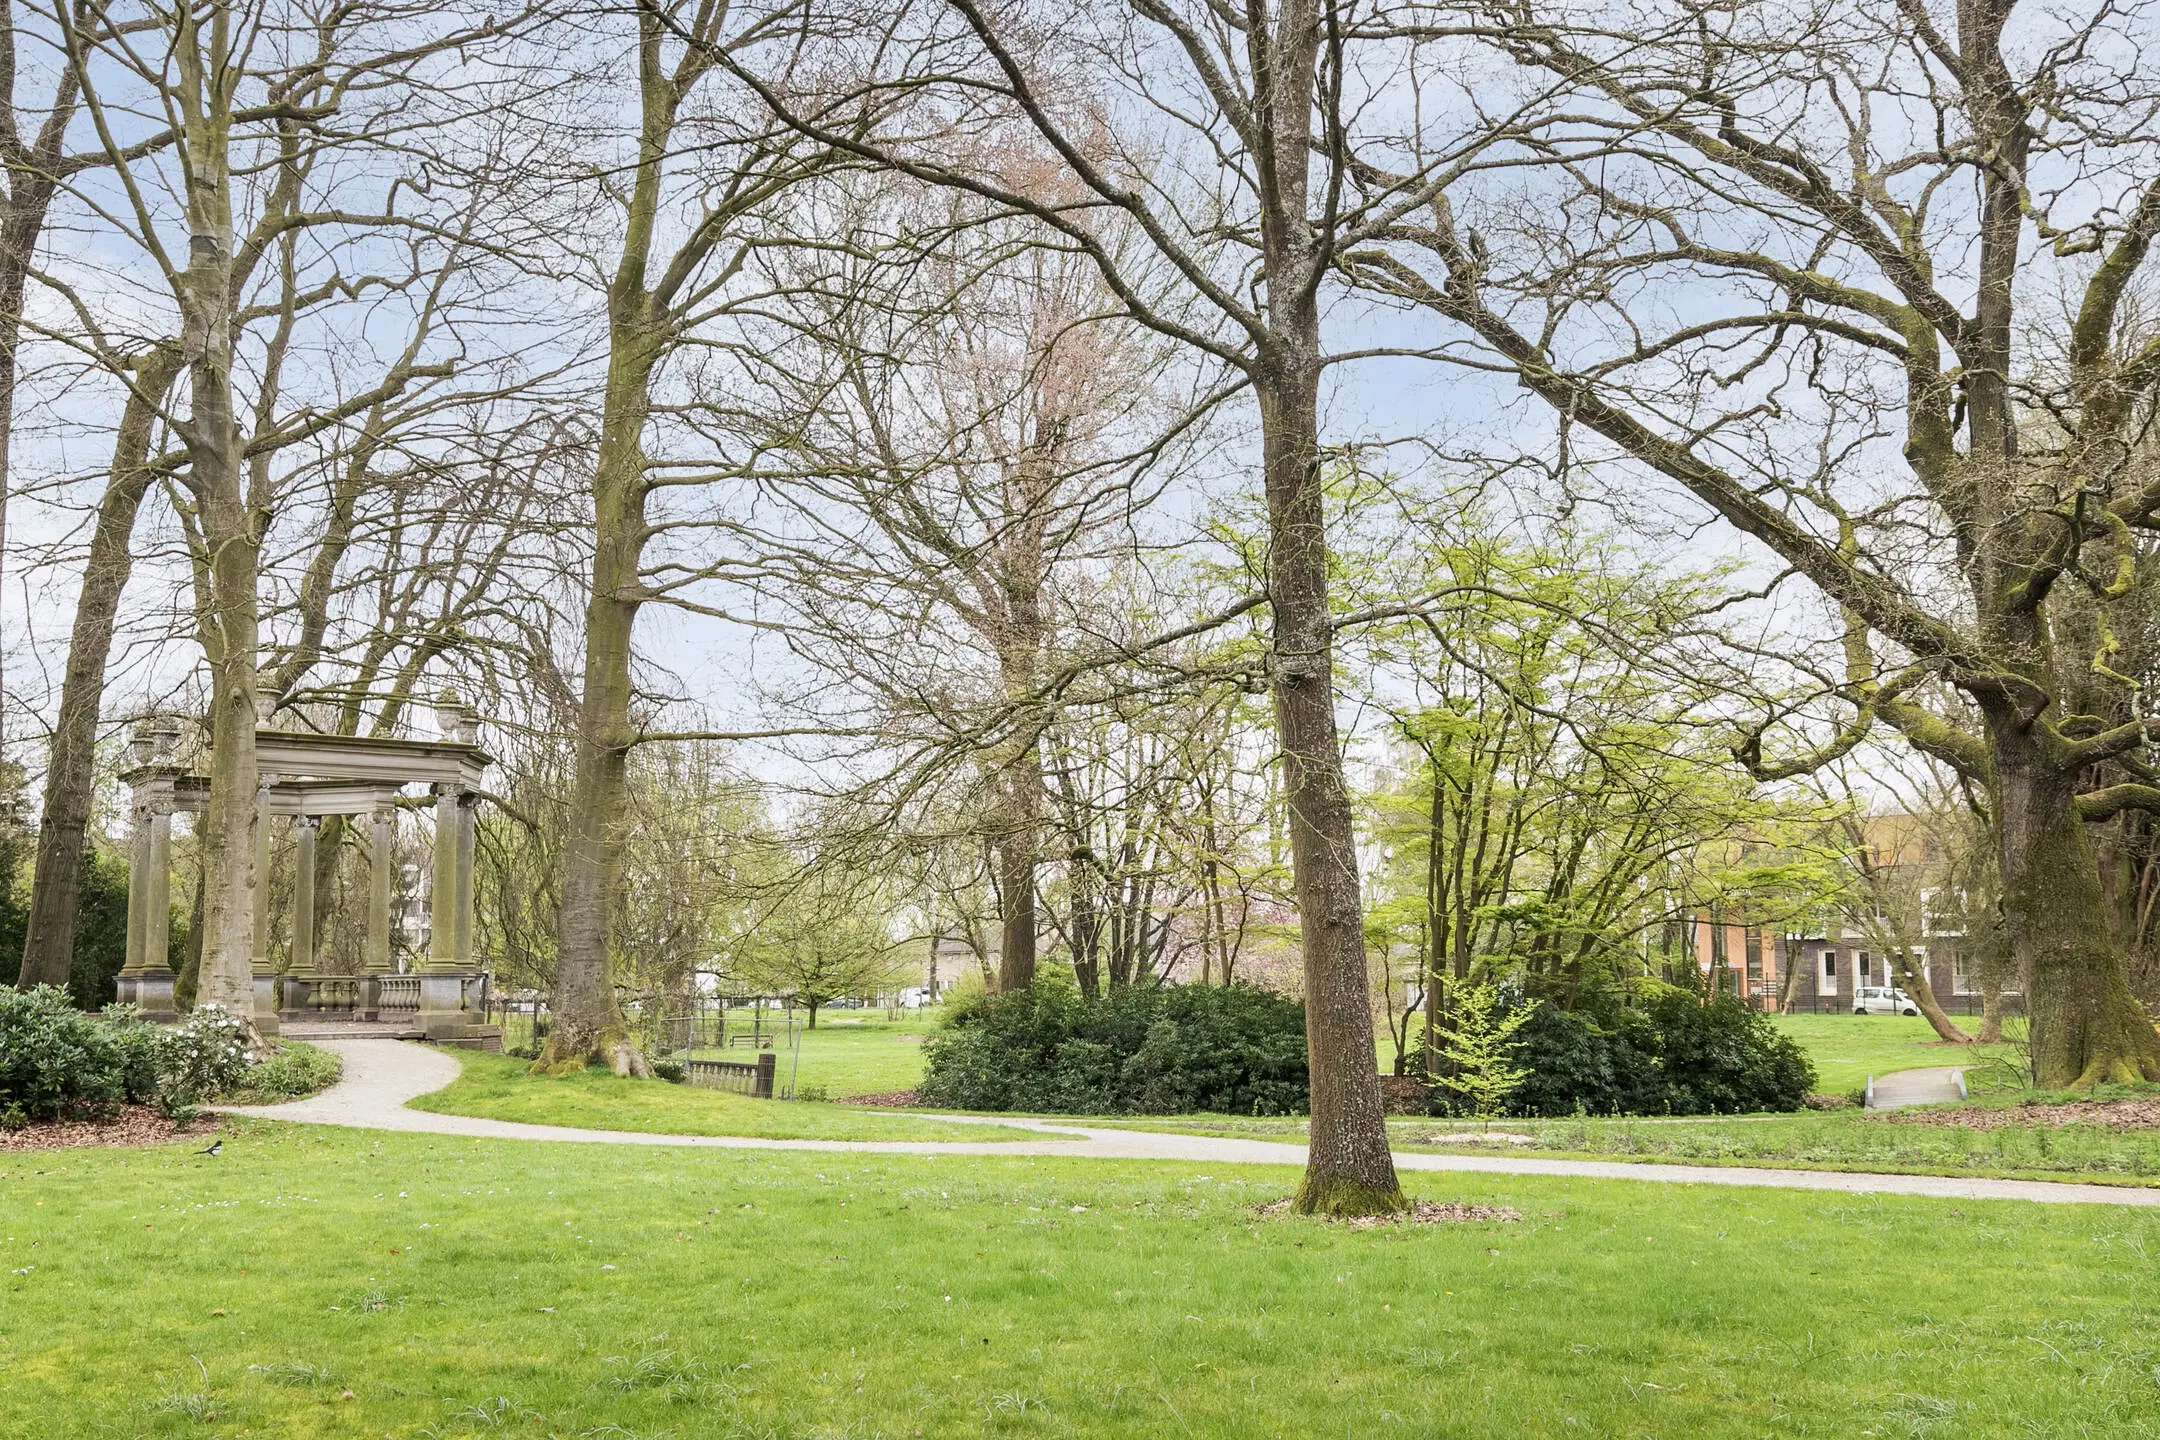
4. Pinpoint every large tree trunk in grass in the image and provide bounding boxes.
[539,324,657,1078]
[174,38,263,1039]
[190,401,264,1031]
[1263,361,1404,1217]
[1998,743,2160,1087]
[20,347,181,988]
